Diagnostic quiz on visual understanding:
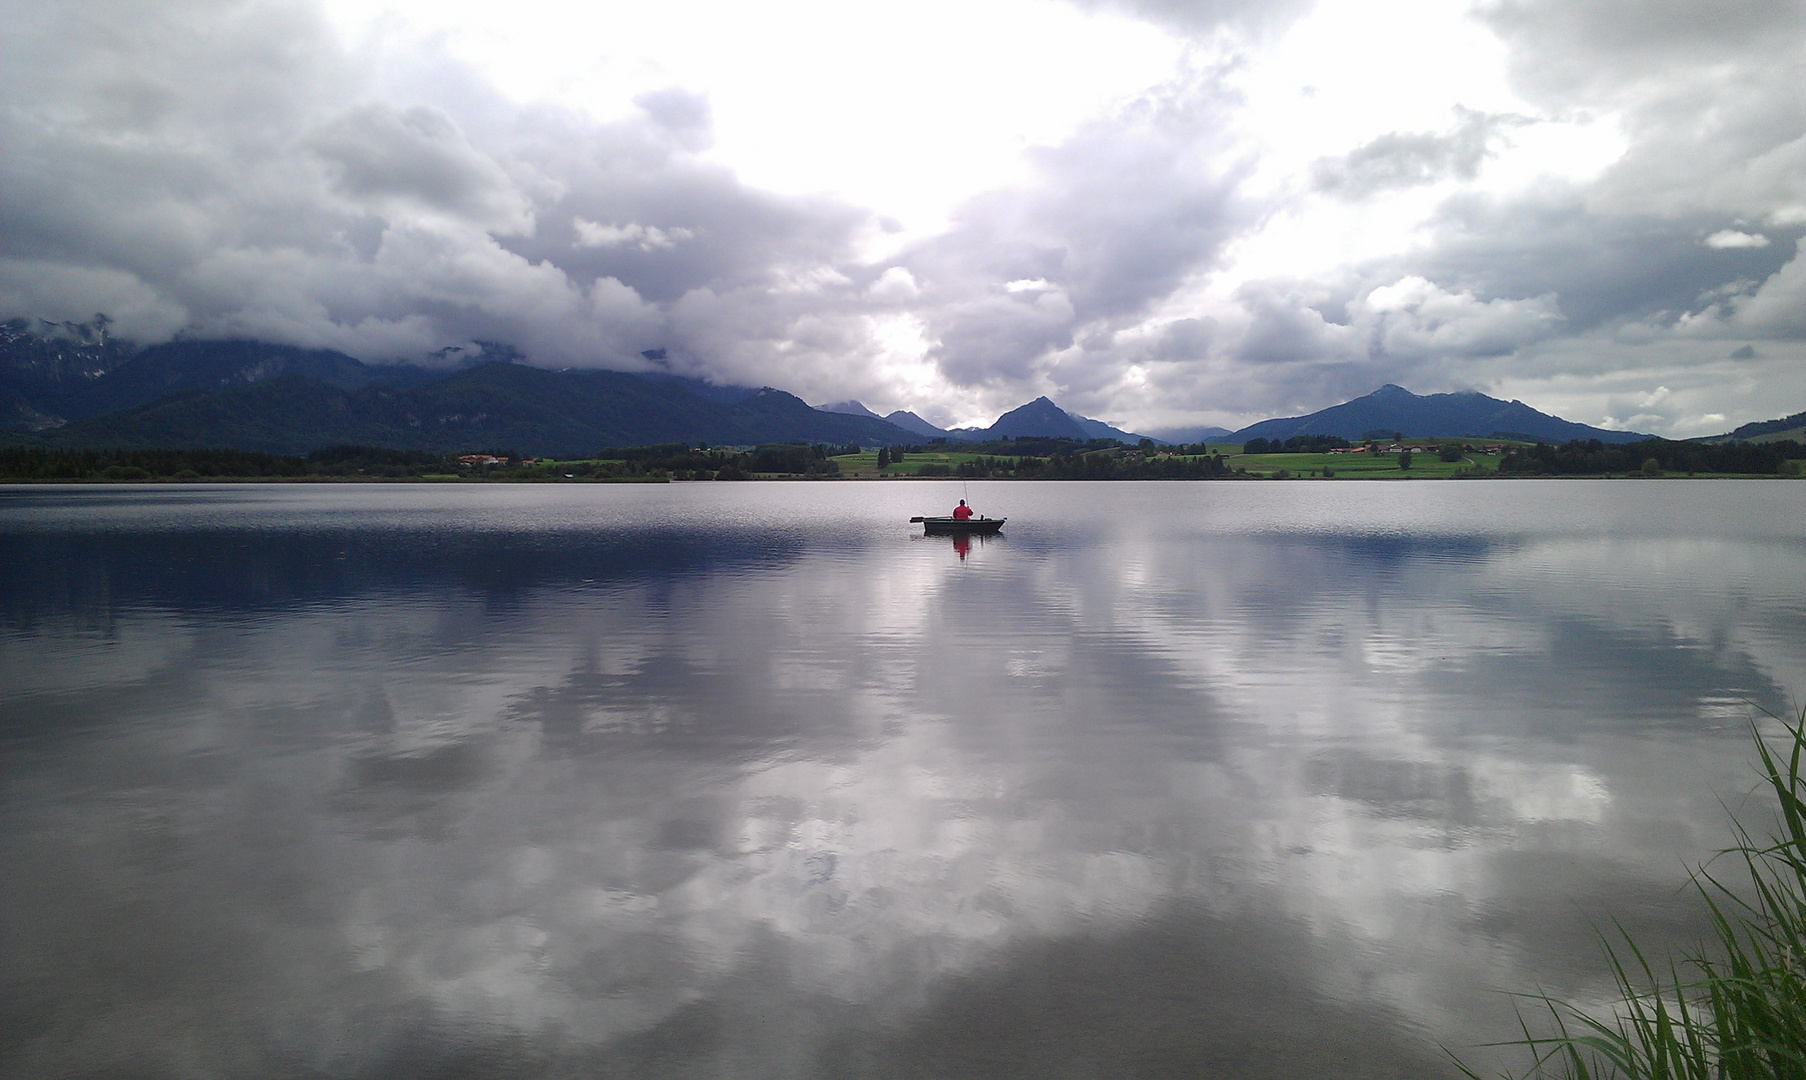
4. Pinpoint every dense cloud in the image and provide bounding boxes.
[1312,108,1530,198]
[895,88,1253,408]
[0,0,875,380]
[1,0,1801,433]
